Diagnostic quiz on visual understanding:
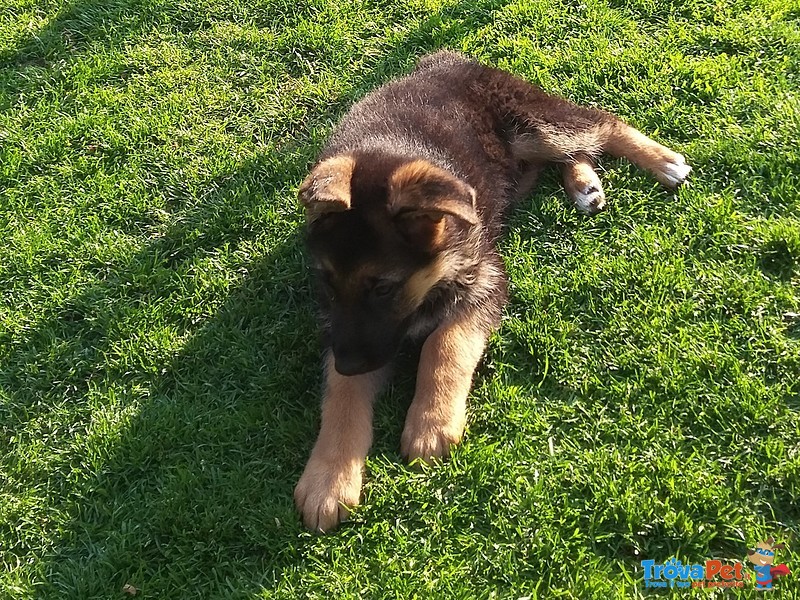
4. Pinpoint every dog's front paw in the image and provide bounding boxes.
[652,152,691,189]
[401,405,466,464]
[294,456,363,533]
